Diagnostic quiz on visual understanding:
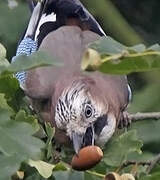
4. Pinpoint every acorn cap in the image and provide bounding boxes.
[105,172,122,180]
[121,173,135,180]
